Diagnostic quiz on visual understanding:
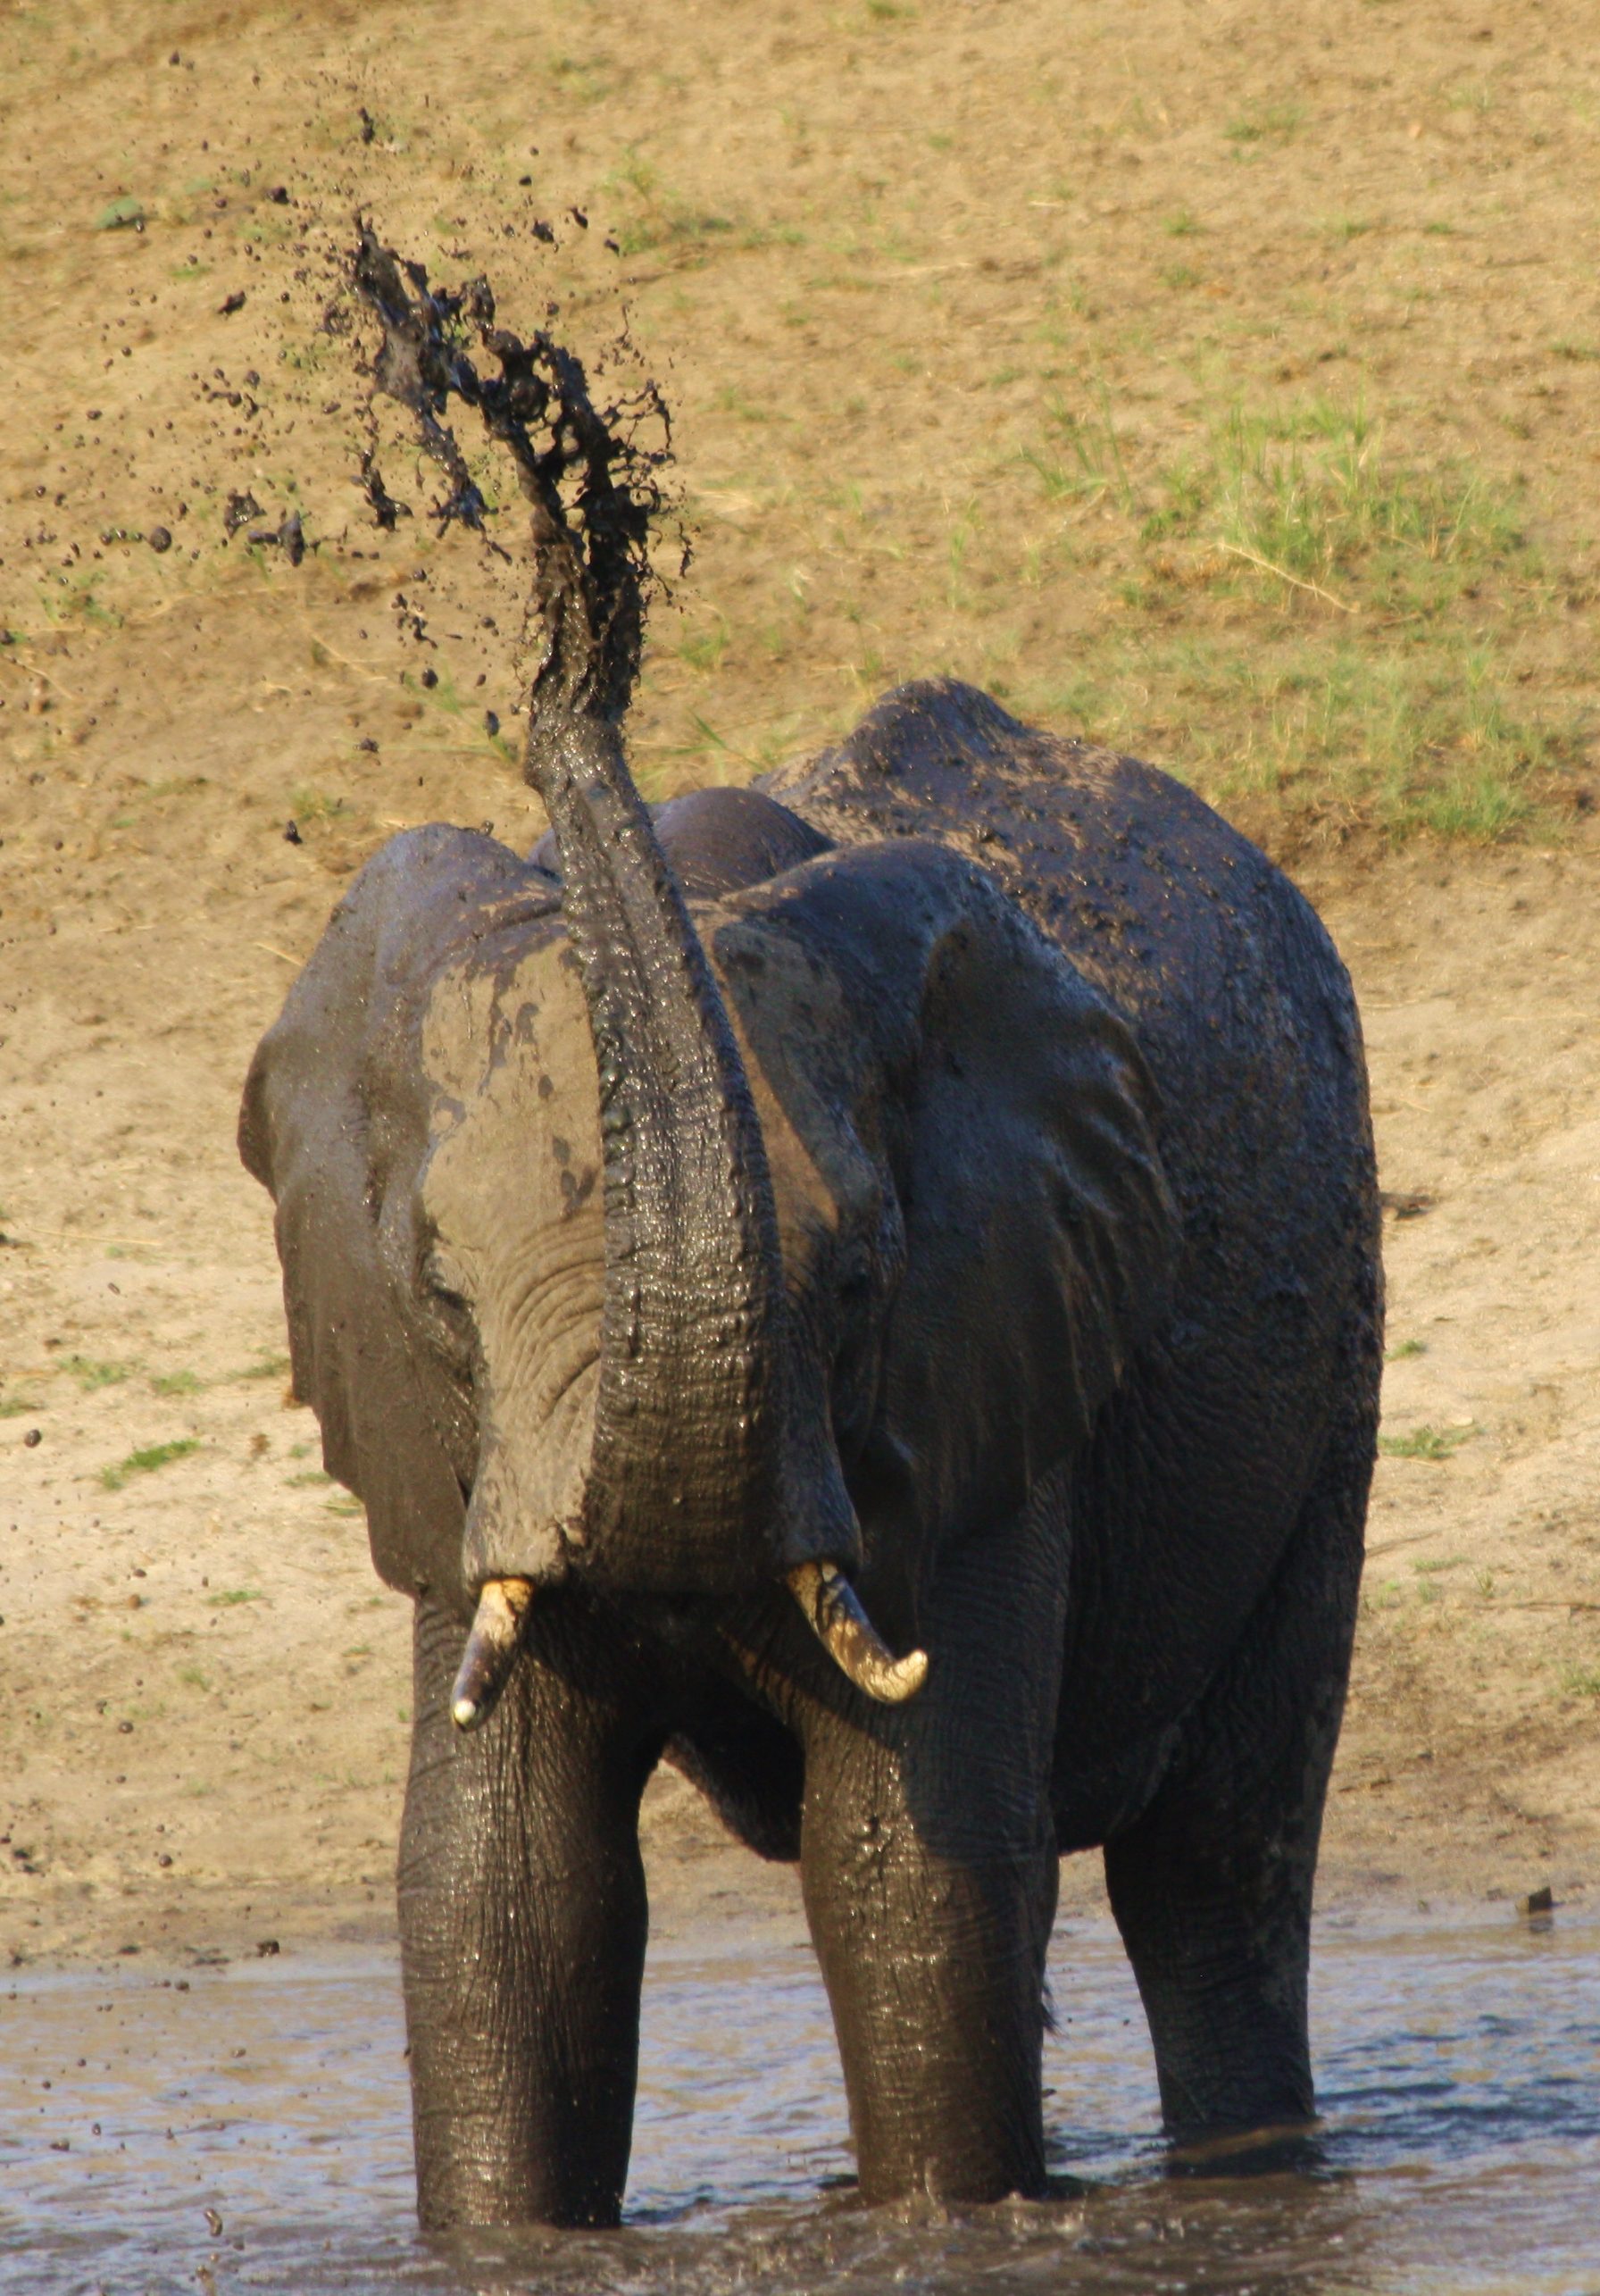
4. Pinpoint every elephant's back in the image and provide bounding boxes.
[761,680,1371,1234]
[763,682,1341,1068]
